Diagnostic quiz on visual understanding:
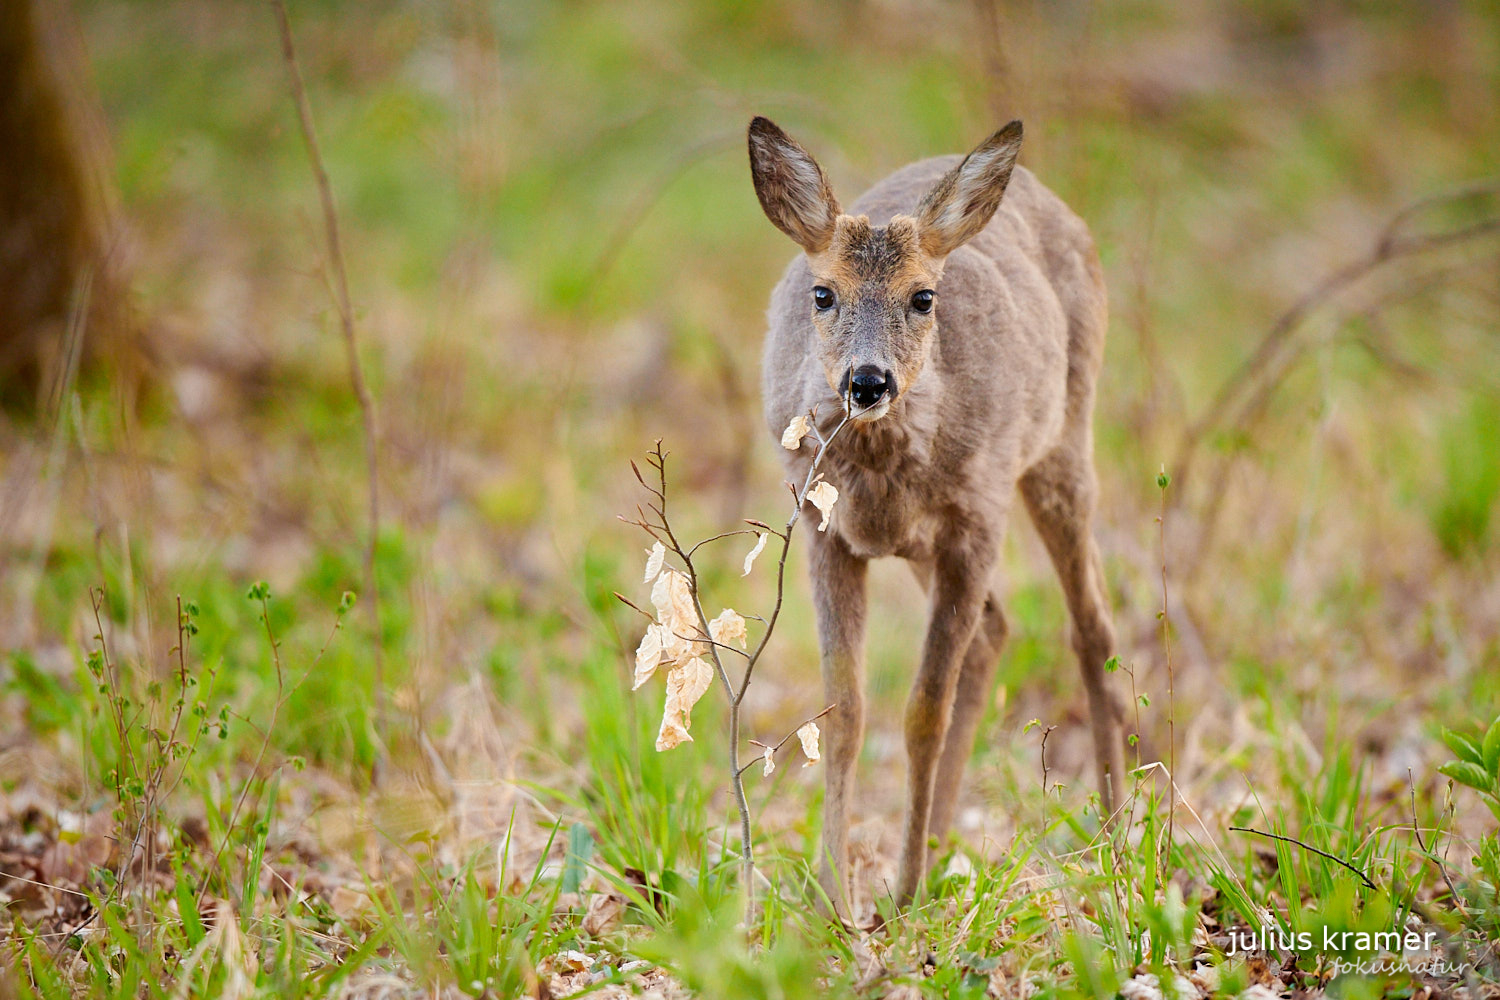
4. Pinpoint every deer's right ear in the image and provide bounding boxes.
[748,117,841,254]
